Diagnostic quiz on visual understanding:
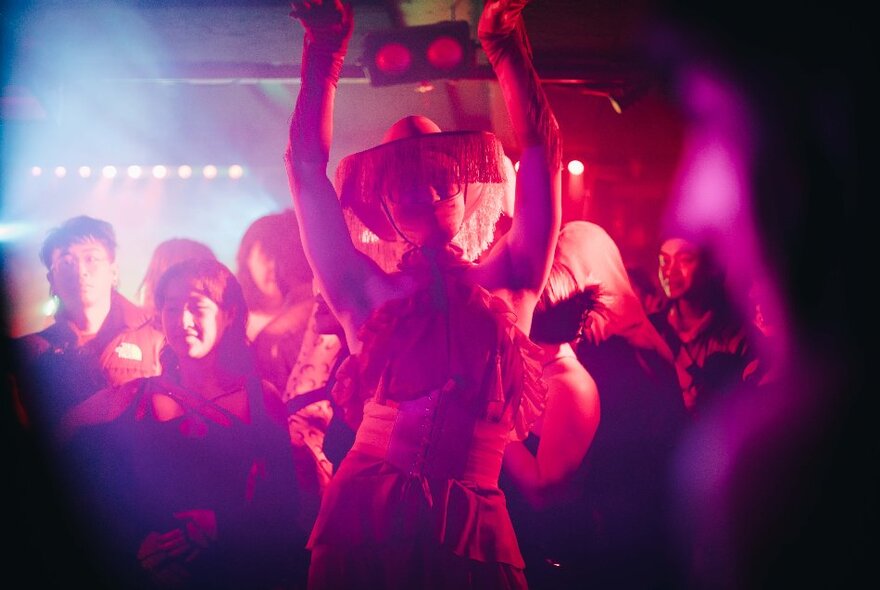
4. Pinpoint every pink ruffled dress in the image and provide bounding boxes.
[306,248,545,590]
